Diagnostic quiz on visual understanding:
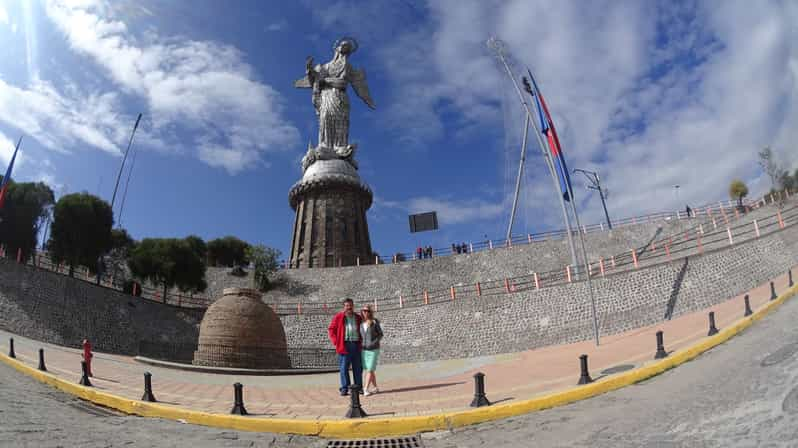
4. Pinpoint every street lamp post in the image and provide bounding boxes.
[574,168,612,230]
